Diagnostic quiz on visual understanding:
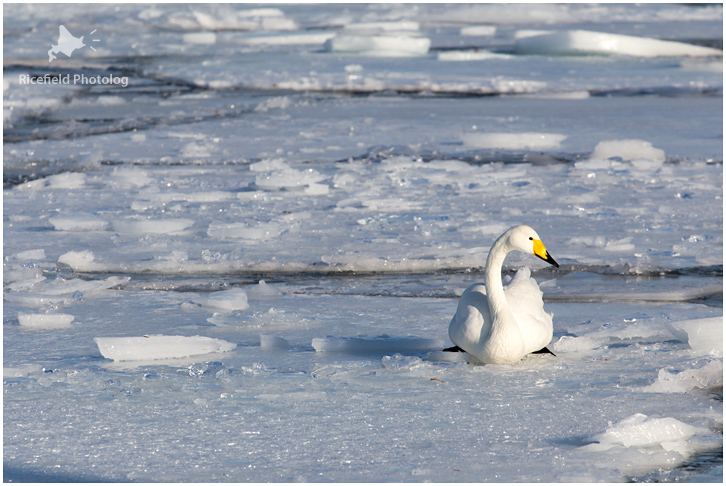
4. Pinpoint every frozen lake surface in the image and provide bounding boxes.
[3,3,723,482]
